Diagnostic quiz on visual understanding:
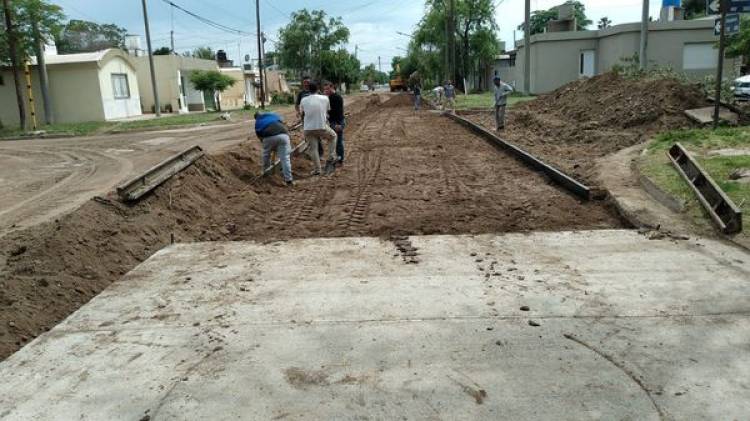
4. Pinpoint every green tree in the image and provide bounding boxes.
[683,0,707,20]
[519,1,592,35]
[362,63,388,85]
[153,46,171,55]
[0,0,64,62]
[185,46,215,60]
[725,16,750,61]
[320,49,360,87]
[189,70,236,112]
[404,0,500,90]
[597,16,612,29]
[1,0,65,129]
[277,9,350,79]
[55,19,127,53]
